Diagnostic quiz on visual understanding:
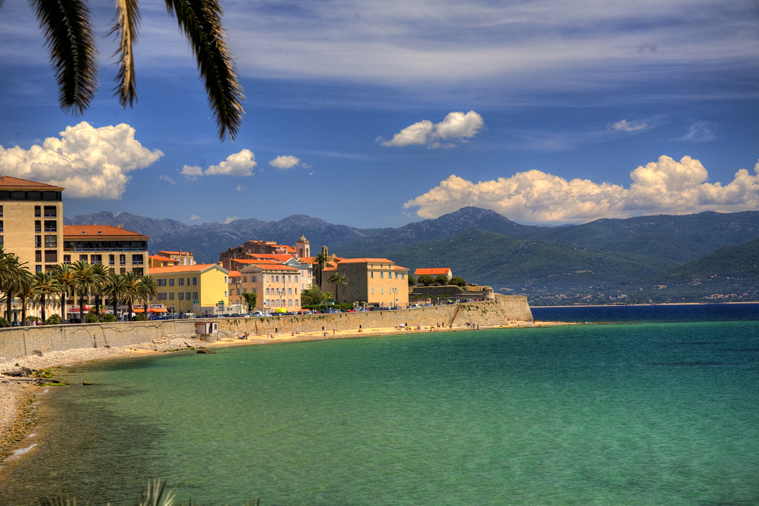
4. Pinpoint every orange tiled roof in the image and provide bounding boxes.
[231,259,282,265]
[414,268,451,276]
[339,258,394,264]
[149,263,228,275]
[228,271,241,277]
[394,265,410,271]
[249,254,294,262]
[63,225,149,239]
[159,250,192,256]
[149,255,176,262]
[0,175,64,190]
[242,263,299,272]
